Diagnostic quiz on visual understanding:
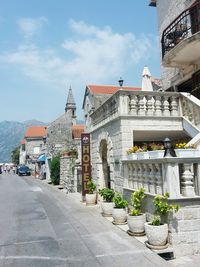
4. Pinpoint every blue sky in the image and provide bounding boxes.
[0,0,160,123]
